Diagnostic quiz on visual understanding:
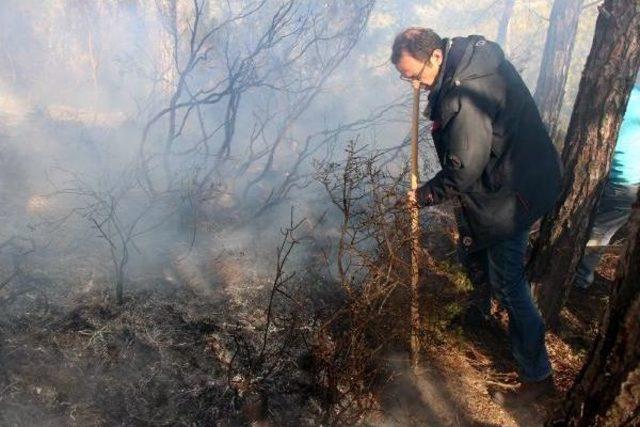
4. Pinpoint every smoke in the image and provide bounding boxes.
[0,0,606,424]
[0,0,602,301]
[0,6,413,340]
